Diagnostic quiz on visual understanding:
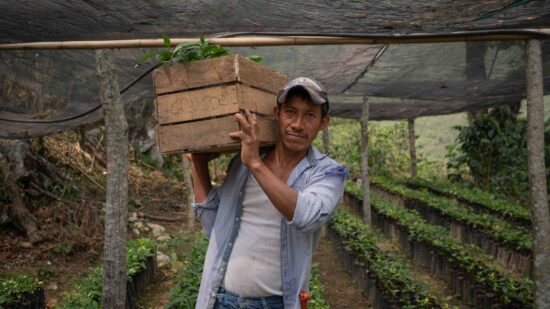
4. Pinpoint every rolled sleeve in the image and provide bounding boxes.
[192,188,220,237]
[287,165,347,233]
